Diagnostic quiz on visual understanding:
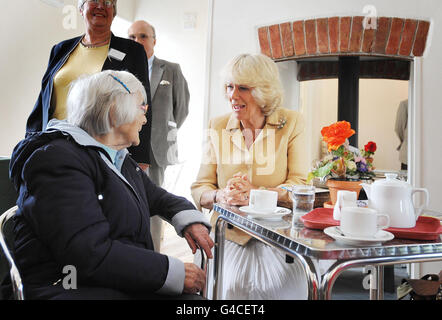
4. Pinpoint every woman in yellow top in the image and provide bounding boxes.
[26,0,151,166]
[191,53,309,299]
